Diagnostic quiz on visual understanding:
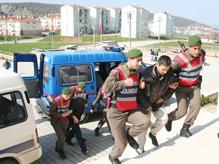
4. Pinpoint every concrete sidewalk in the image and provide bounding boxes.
[90,107,219,164]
